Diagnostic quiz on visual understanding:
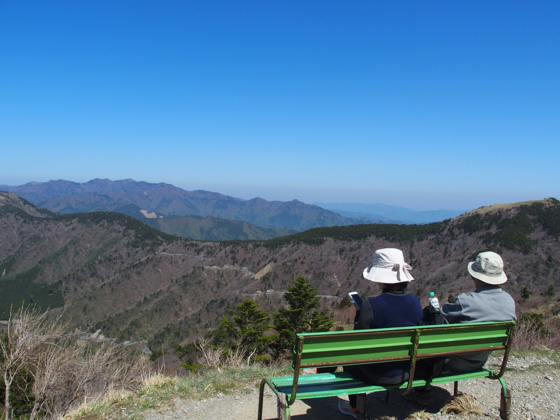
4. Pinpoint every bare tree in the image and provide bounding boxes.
[29,341,79,419]
[194,338,249,372]
[0,305,66,420]
[195,338,223,372]
[1,305,152,419]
